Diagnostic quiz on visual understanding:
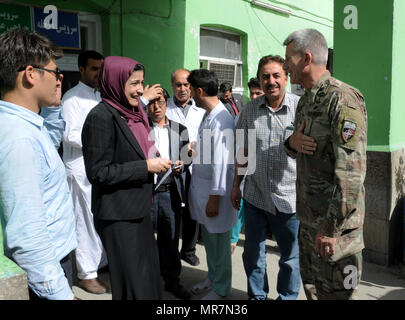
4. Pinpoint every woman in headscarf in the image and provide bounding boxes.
[82,56,172,300]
